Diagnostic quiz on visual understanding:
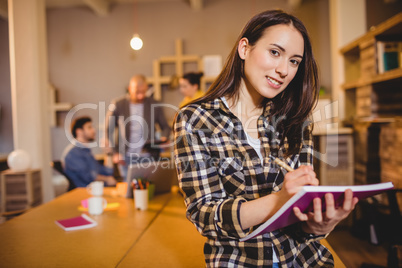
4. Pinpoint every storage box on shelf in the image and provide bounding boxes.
[356,85,376,118]
[0,169,42,212]
[360,38,377,79]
